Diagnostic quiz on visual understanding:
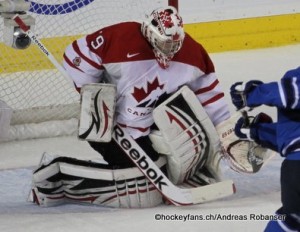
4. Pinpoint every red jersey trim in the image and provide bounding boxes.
[72,40,103,70]
[63,53,84,73]
[194,79,219,95]
[202,93,225,106]
[118,123,150,133]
